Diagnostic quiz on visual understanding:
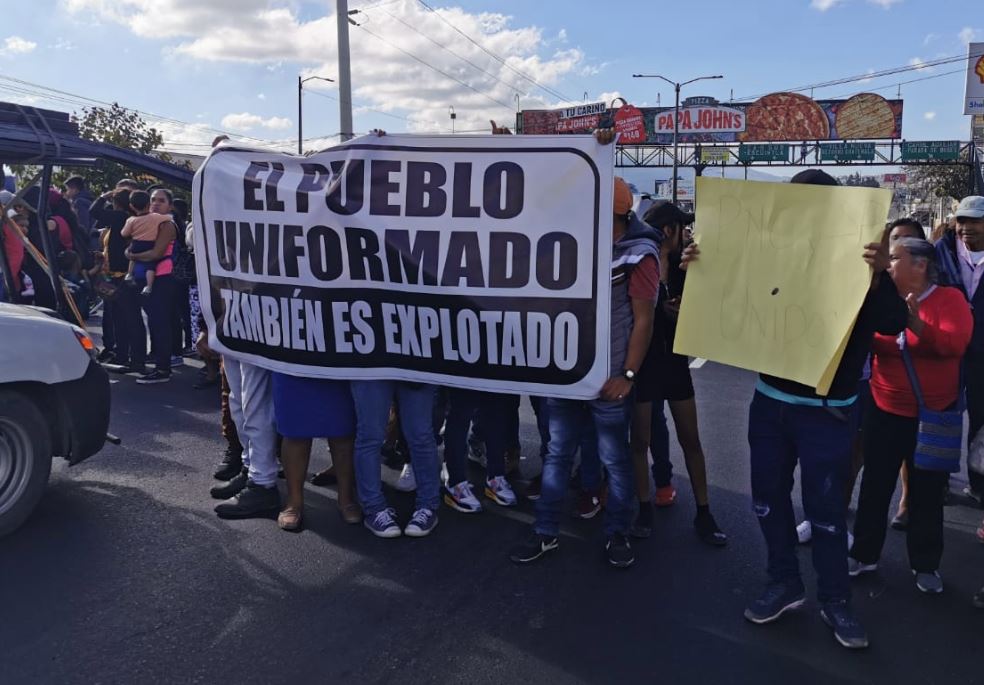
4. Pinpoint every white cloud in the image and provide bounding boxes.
[220,112,293,131]
[923,33,938,46]
[868,0,901,7]
[859,68,876,83]
[0,36,37,55]
[909,56,934,72]
[51,38,76,50]
[810,0,844,10]
[960,27,979,45]
[257,93,266,100]
[63,0,588,133]
[924,111,937,120]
